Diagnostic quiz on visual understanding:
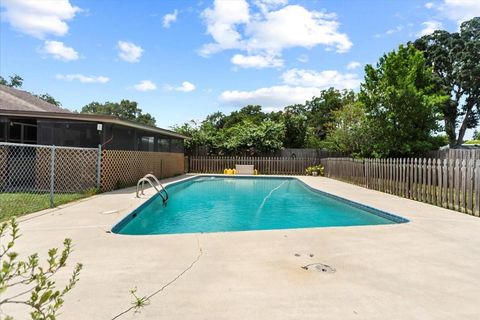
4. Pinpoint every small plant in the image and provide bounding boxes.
[83,187,99,197]
[305,164,324,176]
[0,217,82,320]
